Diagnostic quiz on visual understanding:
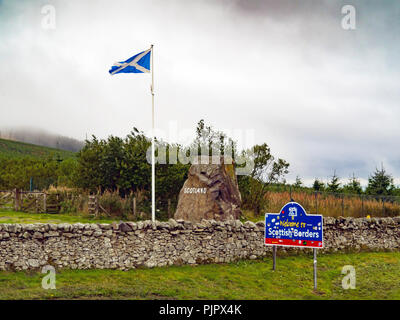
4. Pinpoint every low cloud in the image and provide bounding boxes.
[0,0,399,186]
